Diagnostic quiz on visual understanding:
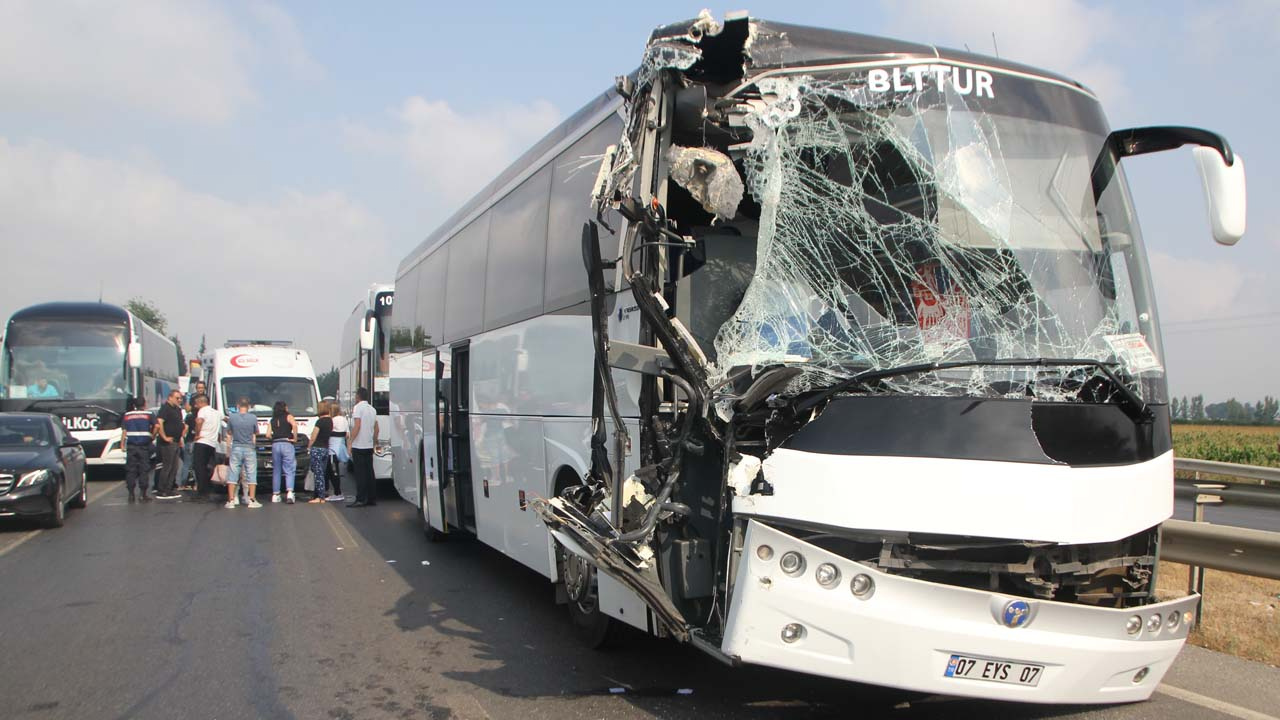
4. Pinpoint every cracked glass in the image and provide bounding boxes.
[709,69,1166,403]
